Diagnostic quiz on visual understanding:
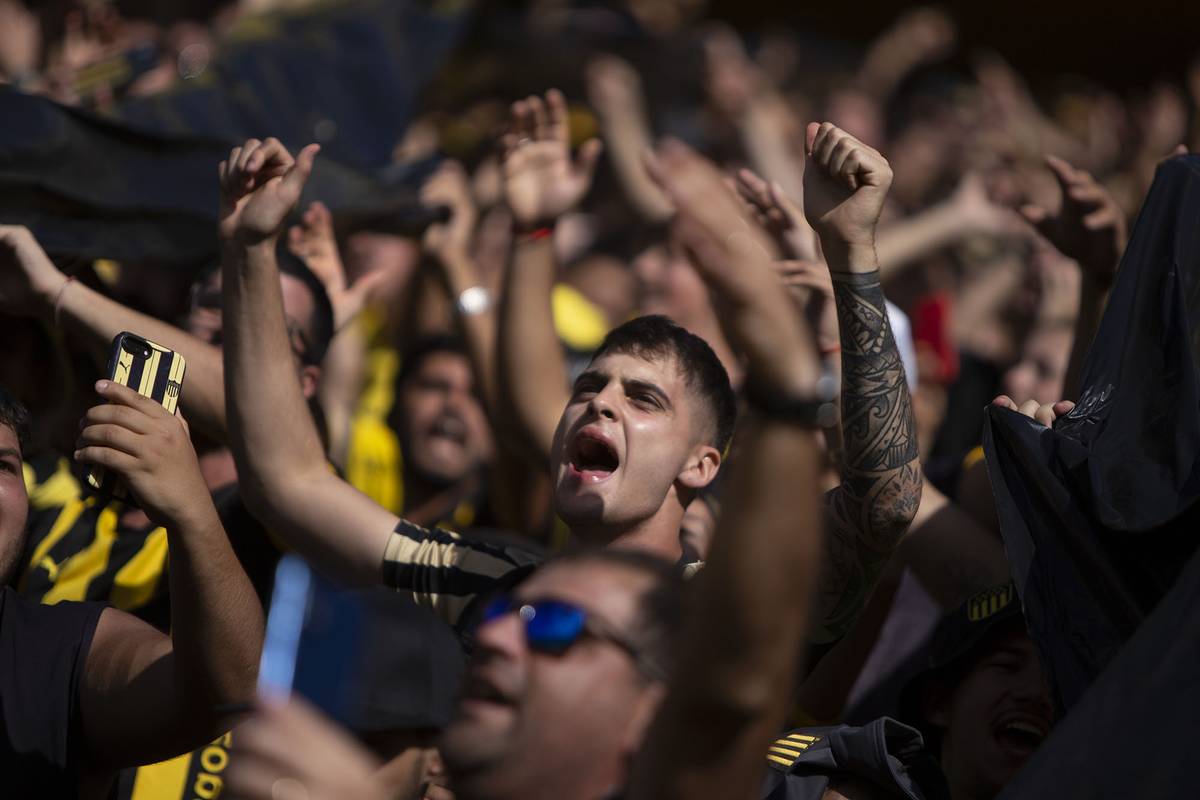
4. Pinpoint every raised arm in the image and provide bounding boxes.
[0,225,228,440]
[632,140,823,800]
[217,138,399,586]
[73,382,261,770]
[802,123,923,644]
[496,89,602,465]
[1018,154,1127,401]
